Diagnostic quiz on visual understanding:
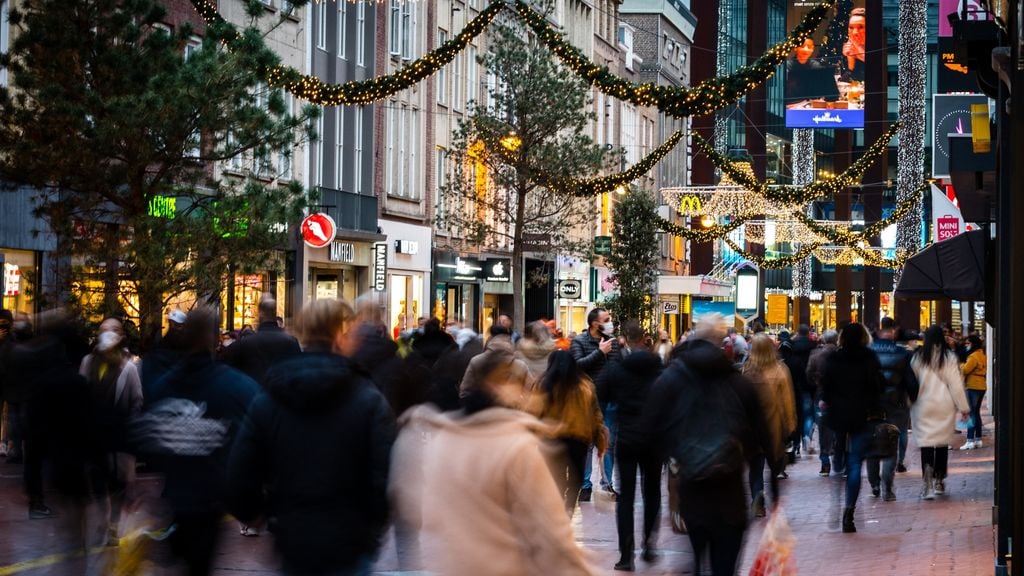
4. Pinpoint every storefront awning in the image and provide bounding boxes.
[658,275,733,298]
[895,229,988,302]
